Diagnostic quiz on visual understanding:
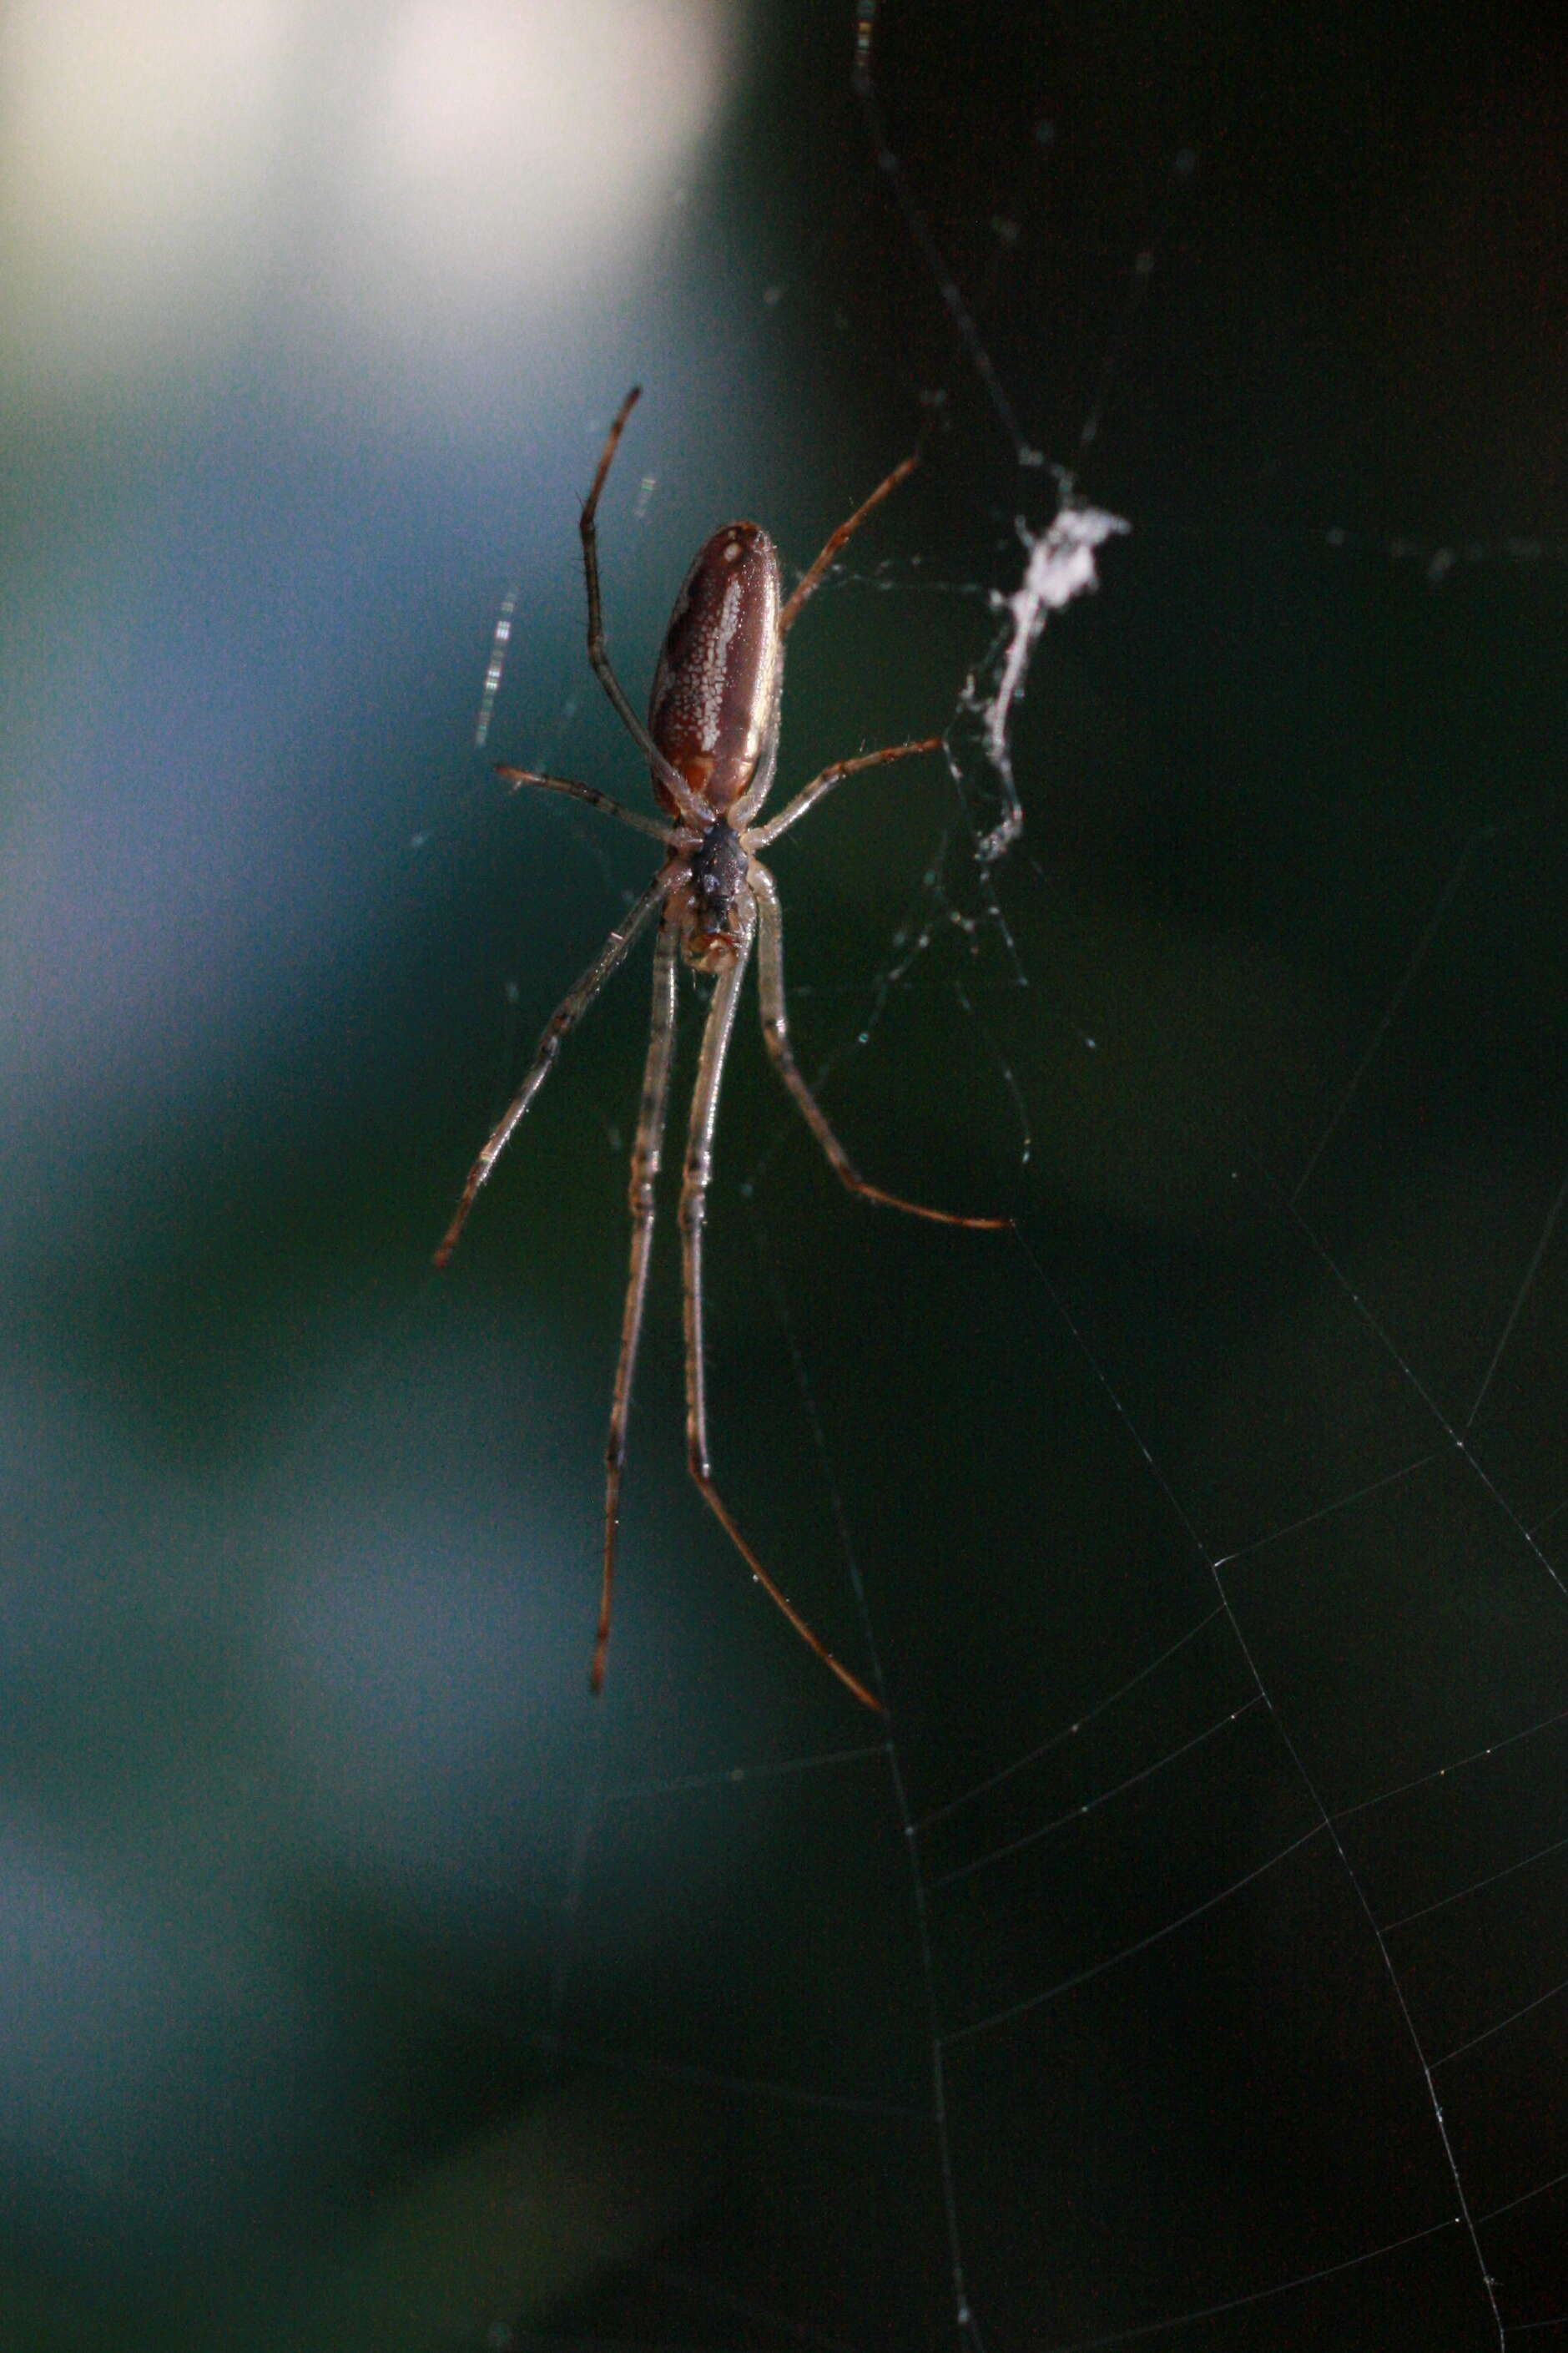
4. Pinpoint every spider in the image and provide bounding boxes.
[436,388,1005,1714]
